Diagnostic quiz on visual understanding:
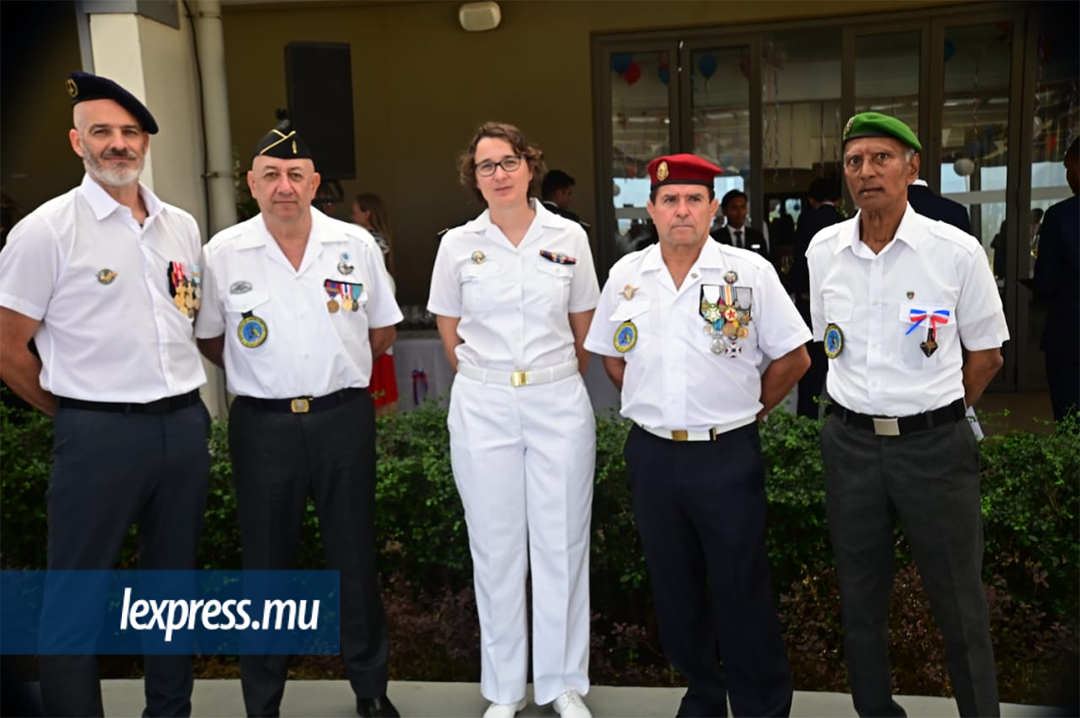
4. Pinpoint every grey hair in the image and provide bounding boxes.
[905,148,917,163]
